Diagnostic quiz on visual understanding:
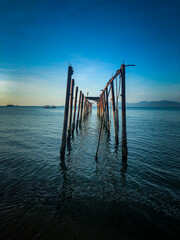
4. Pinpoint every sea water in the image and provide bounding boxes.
[0,106,180,239]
